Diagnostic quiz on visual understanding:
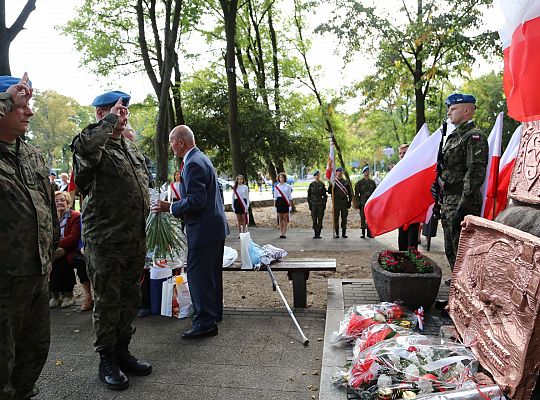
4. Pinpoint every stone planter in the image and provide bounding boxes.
[370,252,442,312]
